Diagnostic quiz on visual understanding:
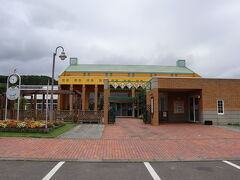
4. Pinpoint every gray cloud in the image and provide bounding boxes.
[0,0,240,78]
